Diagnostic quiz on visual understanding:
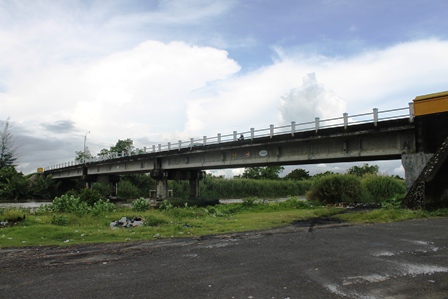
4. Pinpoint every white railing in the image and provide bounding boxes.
[44,103,414,171]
